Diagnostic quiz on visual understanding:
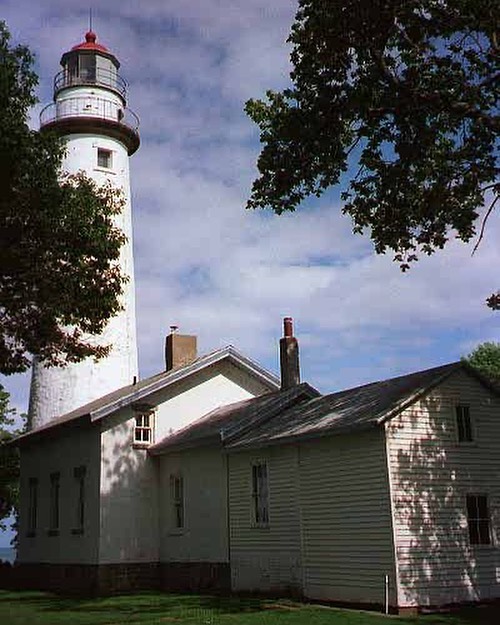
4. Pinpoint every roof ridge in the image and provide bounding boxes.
[326,361,461,399]
[223,361,471,451]
[90,344,278,421]
[375,362,462,424]
[15,344,279,444]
